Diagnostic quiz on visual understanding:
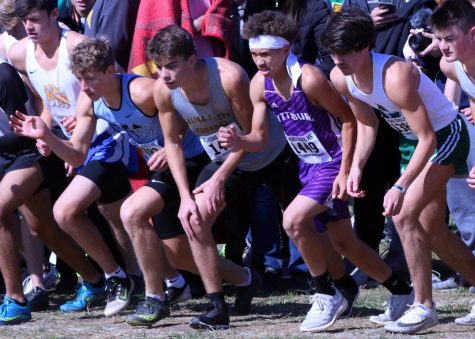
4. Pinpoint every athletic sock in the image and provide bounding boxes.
[165,274,186,289]
[235,267,252,287]
[333,273,359,296]
[105,266,127,280]
[146,293,166,302]
[207,292,226,307]
[89,275,105,289]
[312,271,336,296]
[382,271,412,295]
